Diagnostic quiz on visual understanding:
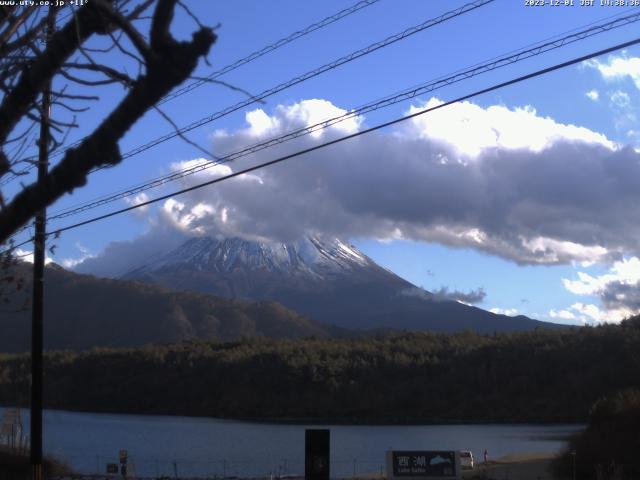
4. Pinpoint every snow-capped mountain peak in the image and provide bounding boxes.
[125,236,372,279]
[121,234,554,333]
